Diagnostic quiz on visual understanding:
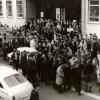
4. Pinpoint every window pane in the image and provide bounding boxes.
[7,1,11,4]
[18,14,23,17]
[8,5,12,16]
[90,17,99,21]
[18,5,23,13]
[0,4,2,12]
[90,0,99,5]
[0,1,2,4]
[17,1,22,4]
[17,0,24,18]
[0,1,2,16]
[90,6,99,17]
[89,0,99,22]
[0,13,2,16]
[6,1,12,17]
